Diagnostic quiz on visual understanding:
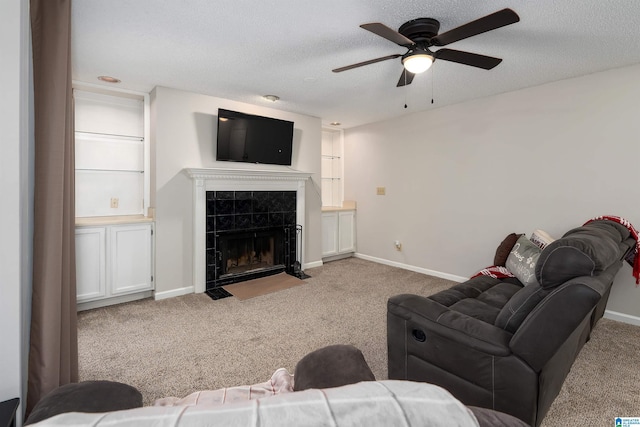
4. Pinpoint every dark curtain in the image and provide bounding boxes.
[27,0,78,414]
